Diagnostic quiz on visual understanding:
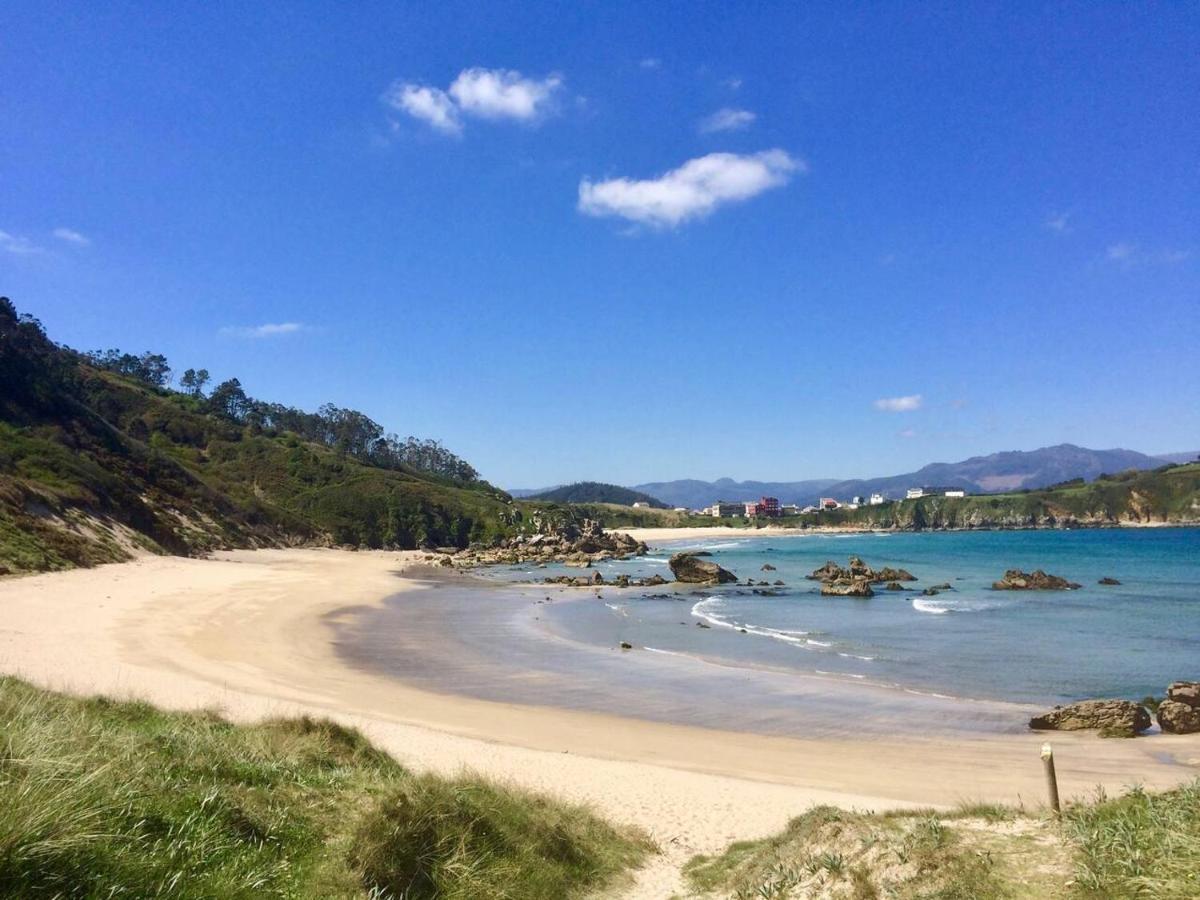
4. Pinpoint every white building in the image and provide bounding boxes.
[905,488,926,499]
[943,489,966,498]
[869,493,886,505]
